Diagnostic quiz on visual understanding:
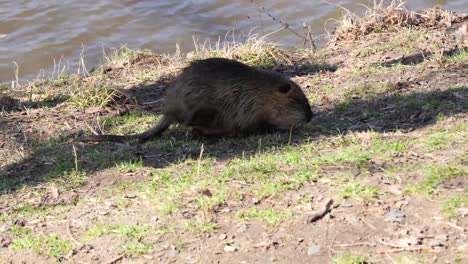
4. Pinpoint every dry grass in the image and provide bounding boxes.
[331,1,467,42]
[189,29,291,68]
